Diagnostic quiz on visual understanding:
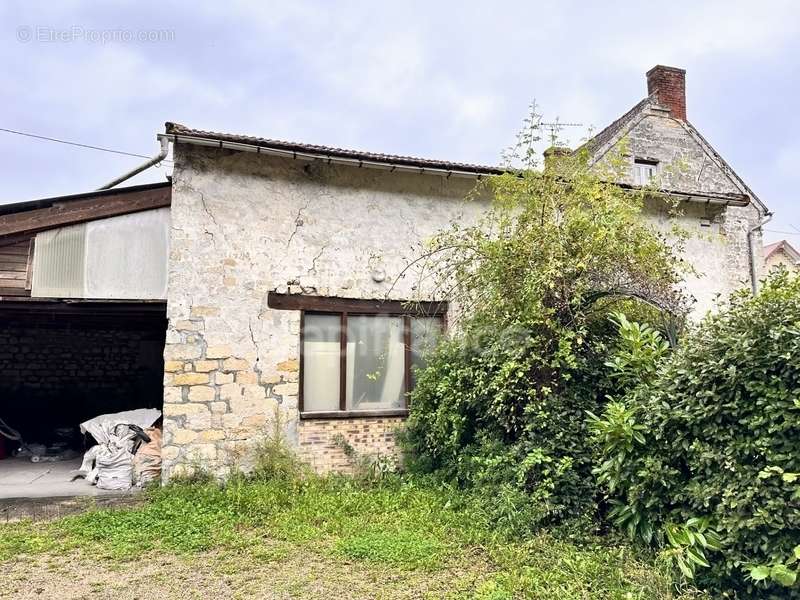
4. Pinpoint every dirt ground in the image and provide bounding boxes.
[0,546,489,600]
